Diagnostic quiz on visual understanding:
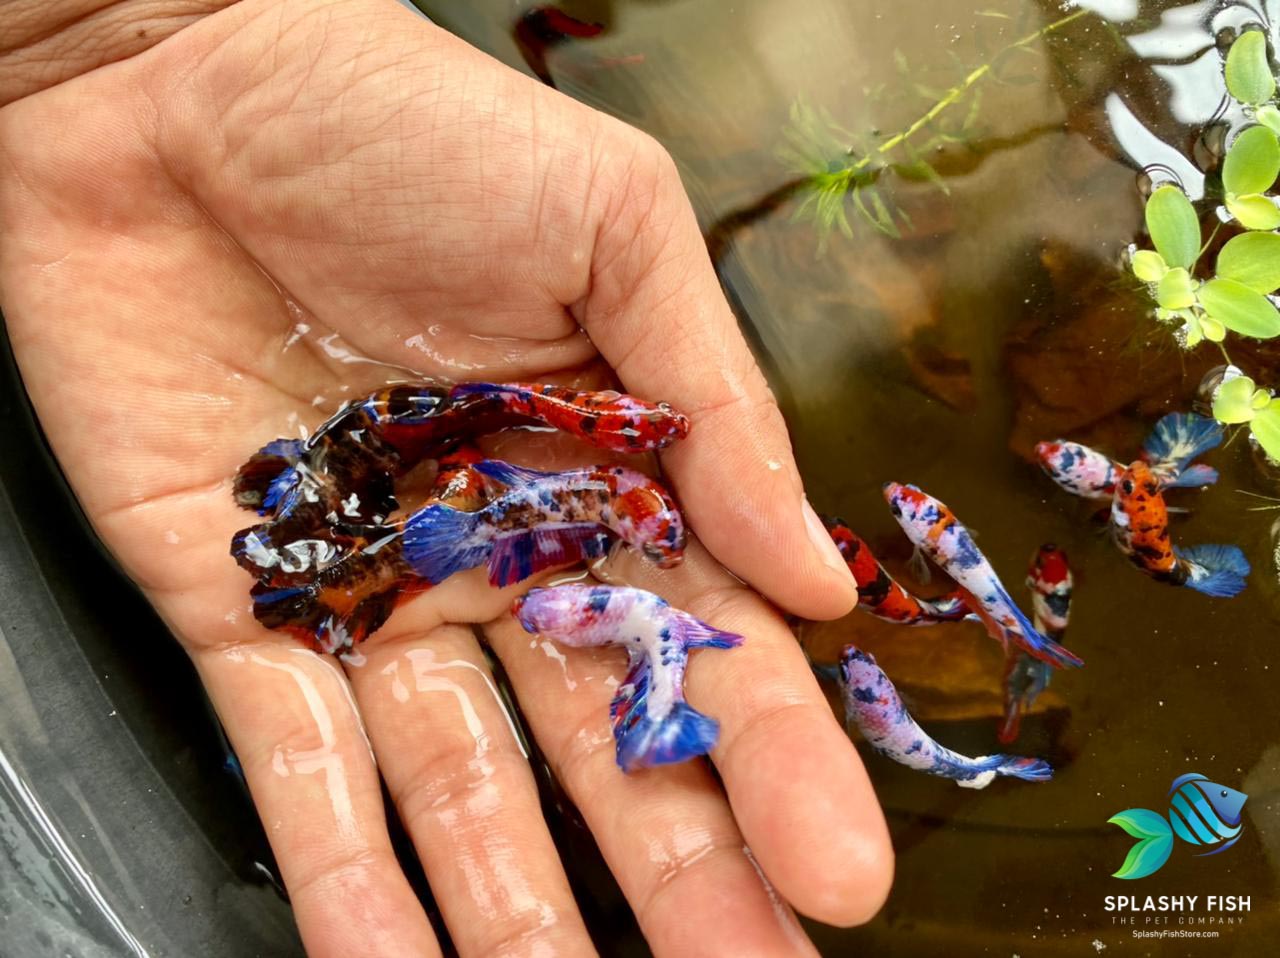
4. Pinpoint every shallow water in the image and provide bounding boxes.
[415,1,1280,953]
